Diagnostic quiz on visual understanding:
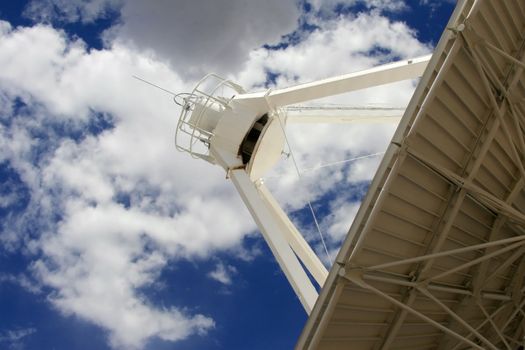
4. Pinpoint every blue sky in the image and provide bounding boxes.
[0,1,454,349]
